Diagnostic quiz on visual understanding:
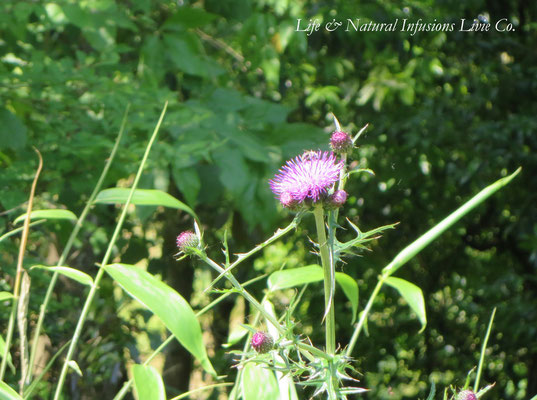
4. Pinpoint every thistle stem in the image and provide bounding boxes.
[313,205,336,356]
